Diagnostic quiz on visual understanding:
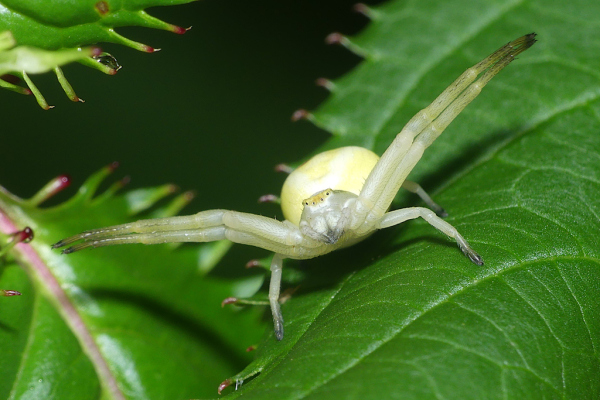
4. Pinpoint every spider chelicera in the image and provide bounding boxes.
[53,33,536,340]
